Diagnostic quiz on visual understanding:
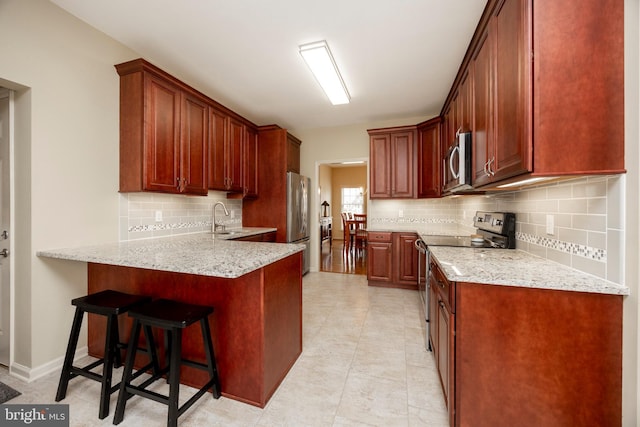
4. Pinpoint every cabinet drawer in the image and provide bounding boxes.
[430,260,454,313]
[368,231,392,243]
